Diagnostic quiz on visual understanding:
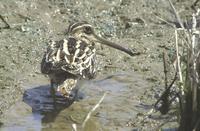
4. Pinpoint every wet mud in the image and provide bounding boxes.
[0,0,196,130]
